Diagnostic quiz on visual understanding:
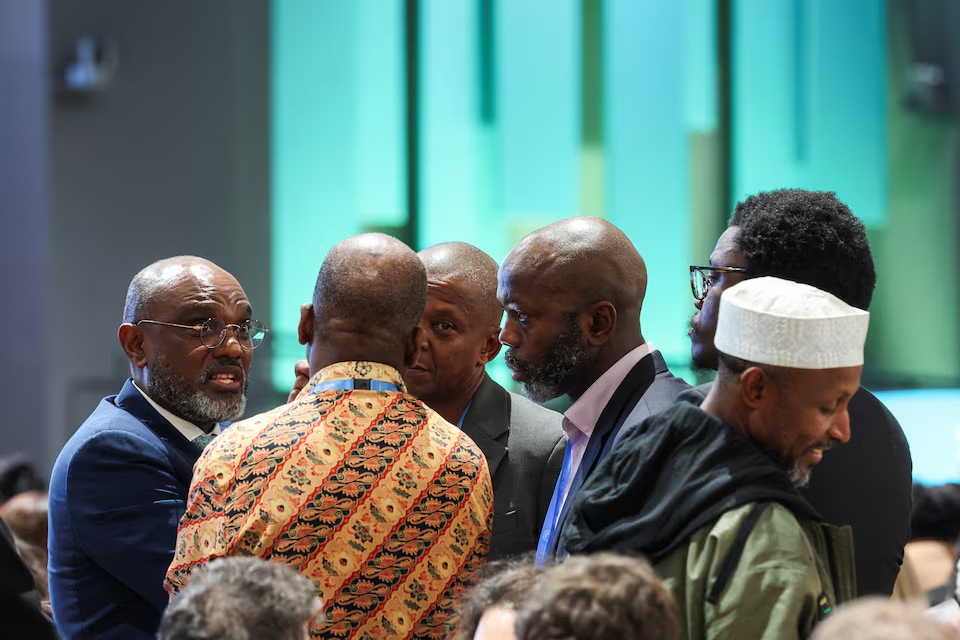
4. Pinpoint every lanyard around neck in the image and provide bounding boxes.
[311,378,400,394]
